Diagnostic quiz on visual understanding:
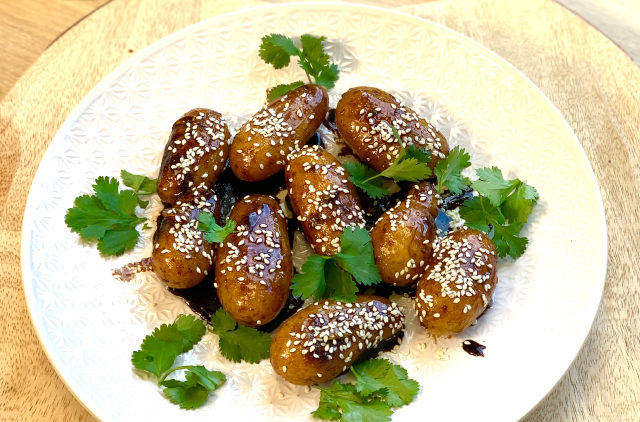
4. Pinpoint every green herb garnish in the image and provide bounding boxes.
[65,171,156,256]
[197,213,236,243]
[132,315,225,409]
[290,226,380,303]
[210,309,271,364]
[259,33,339,101]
